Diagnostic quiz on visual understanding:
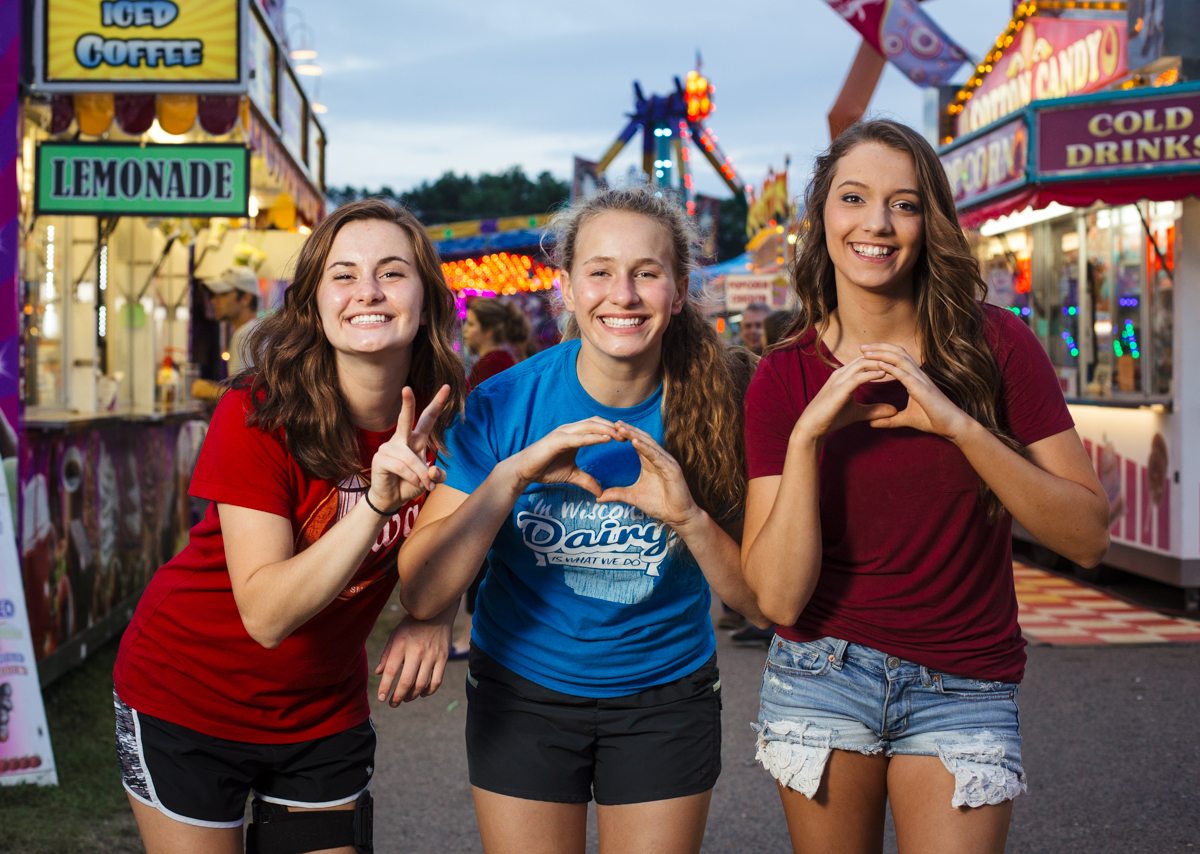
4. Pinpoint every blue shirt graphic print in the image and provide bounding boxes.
[442,339,715,697]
